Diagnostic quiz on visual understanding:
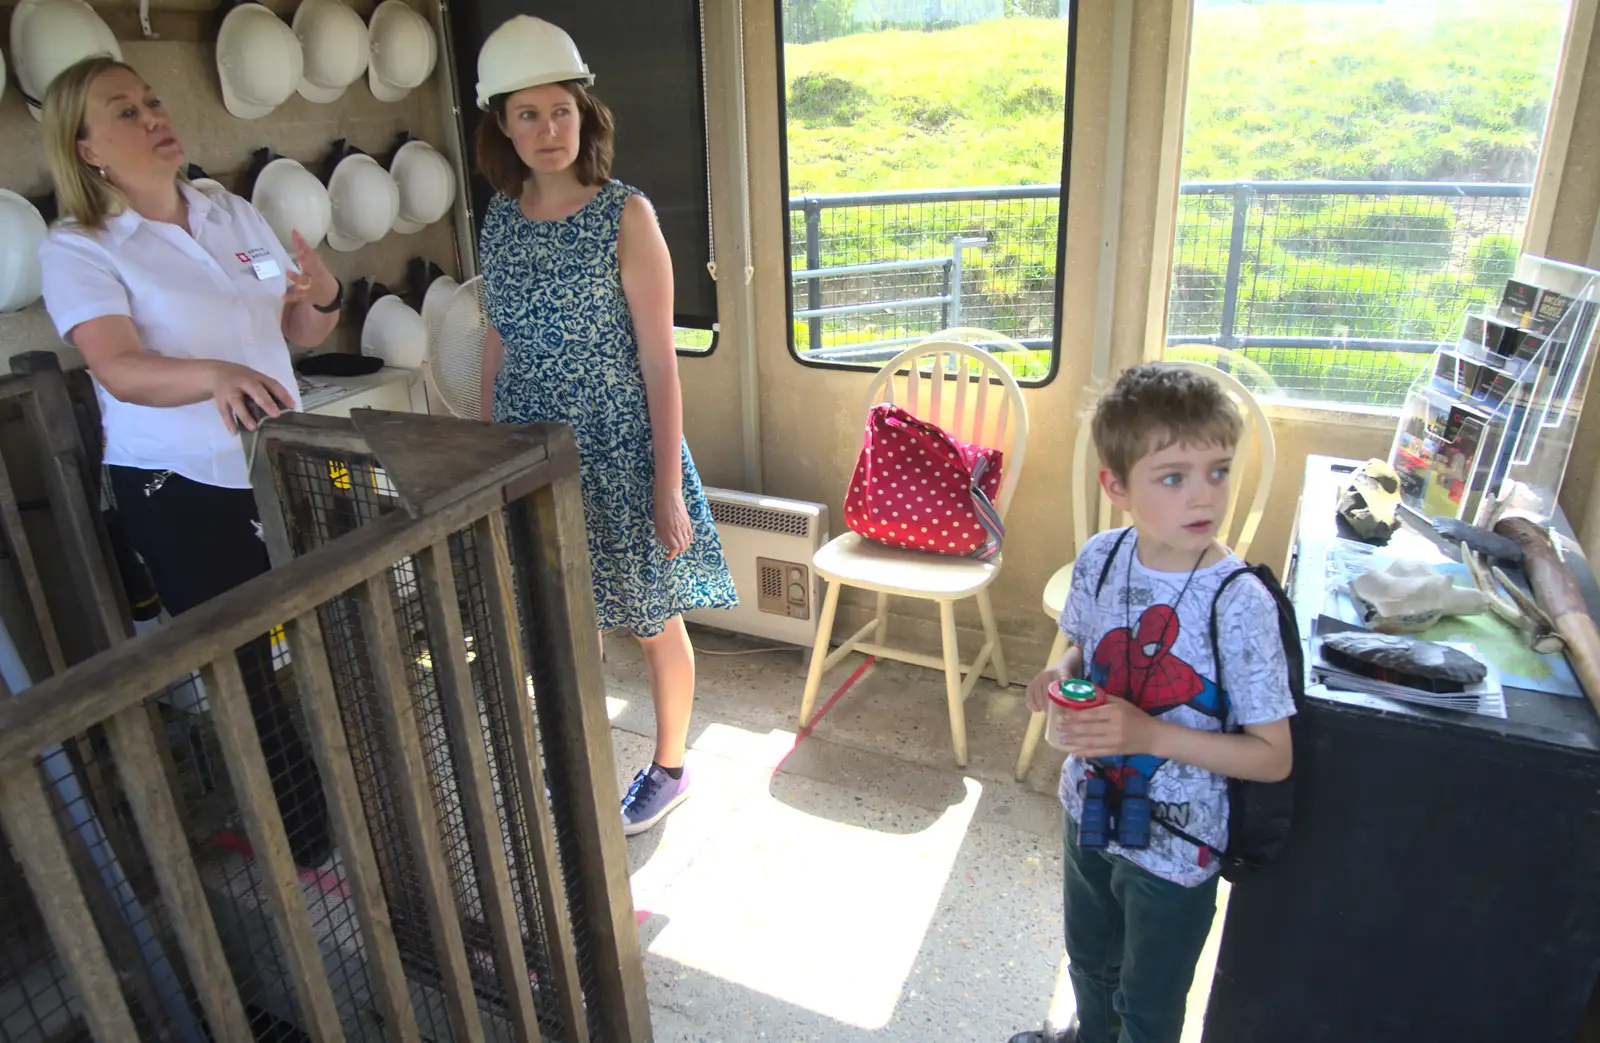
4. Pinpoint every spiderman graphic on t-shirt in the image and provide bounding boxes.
[1086,603,1224,817]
